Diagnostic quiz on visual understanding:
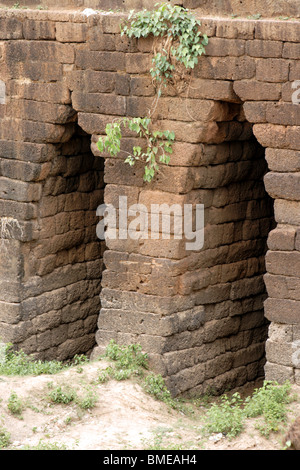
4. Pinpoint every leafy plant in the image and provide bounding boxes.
[97,340,149,382]
[0,343,89,376]
[122,2,208,88]
[202,392,245,439]
[141,426,194,450]
[201,381,296,440]
[20,440,68,450]
[105,340,148,370]
[143,373,189,413]
[7,391,25,417]
[48,385,77,405]
[97,368,111,384]
[0,343,67,376]
[0,427,11,449]
[143,373,175,405]
[247,13,262,20]
[76,388,98,410]
[97,3,208,182]
[243,380,295,437]
[97,117,175,182]
[72,354,89,366]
